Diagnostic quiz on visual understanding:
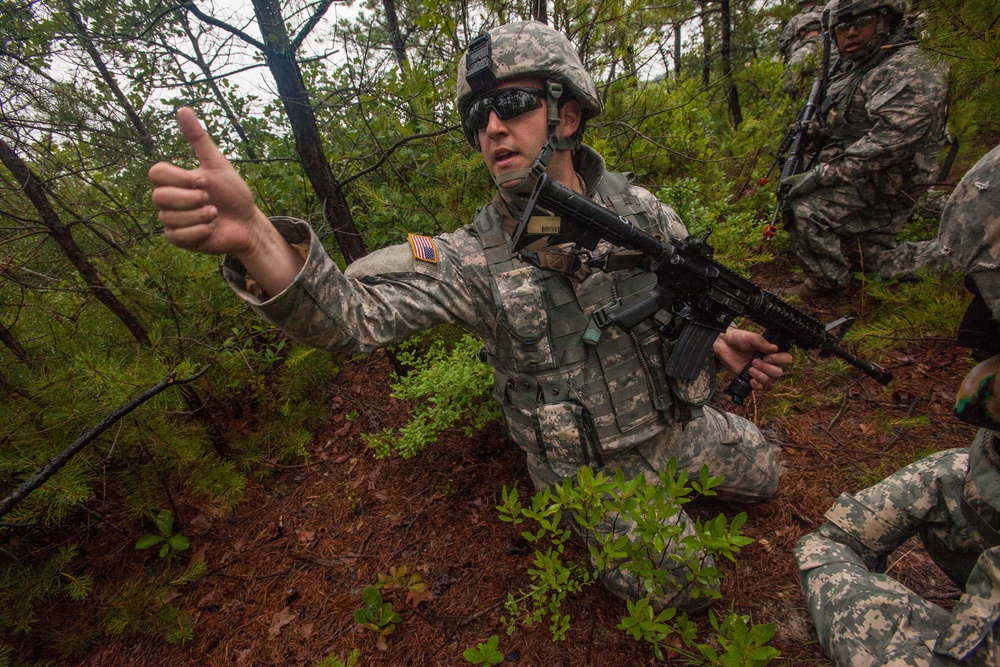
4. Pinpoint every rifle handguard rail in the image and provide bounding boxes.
[514,174,893,404]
